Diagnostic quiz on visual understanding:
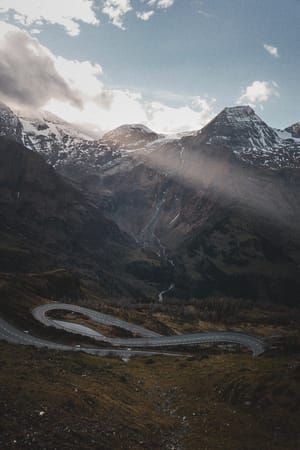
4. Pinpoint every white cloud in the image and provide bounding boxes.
[47,90,215,135]
[30,29,41,35]
[102,0,132,29]
[101,0,174,28]
[136,10,155,21]
[54,57,104,97]
[0,0,99,36]
[0,22,215,134]
[237,81,279,107]
[46,90,147,131]
[0,0,176,32]
[192,96,216,112]
[263,43,279,58]
[198,9,215,19]
[146,97,215,134]
[135,0,175,23]
[147,0,175,8]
